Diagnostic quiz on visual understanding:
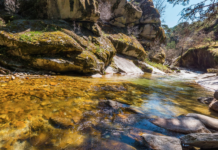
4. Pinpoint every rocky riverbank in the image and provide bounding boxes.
[0,0,166,76]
